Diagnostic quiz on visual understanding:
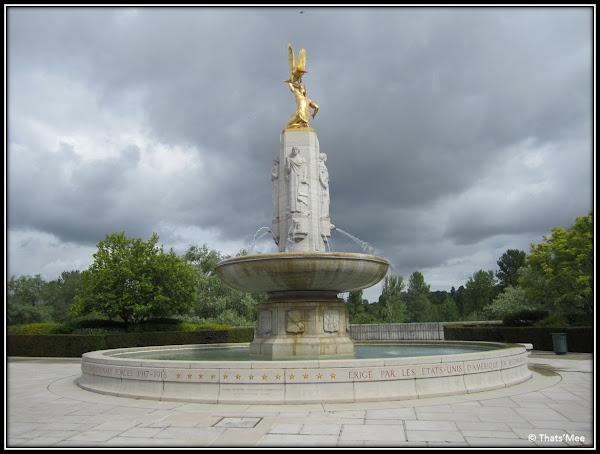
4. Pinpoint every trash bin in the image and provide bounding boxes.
[551,333,568,355]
